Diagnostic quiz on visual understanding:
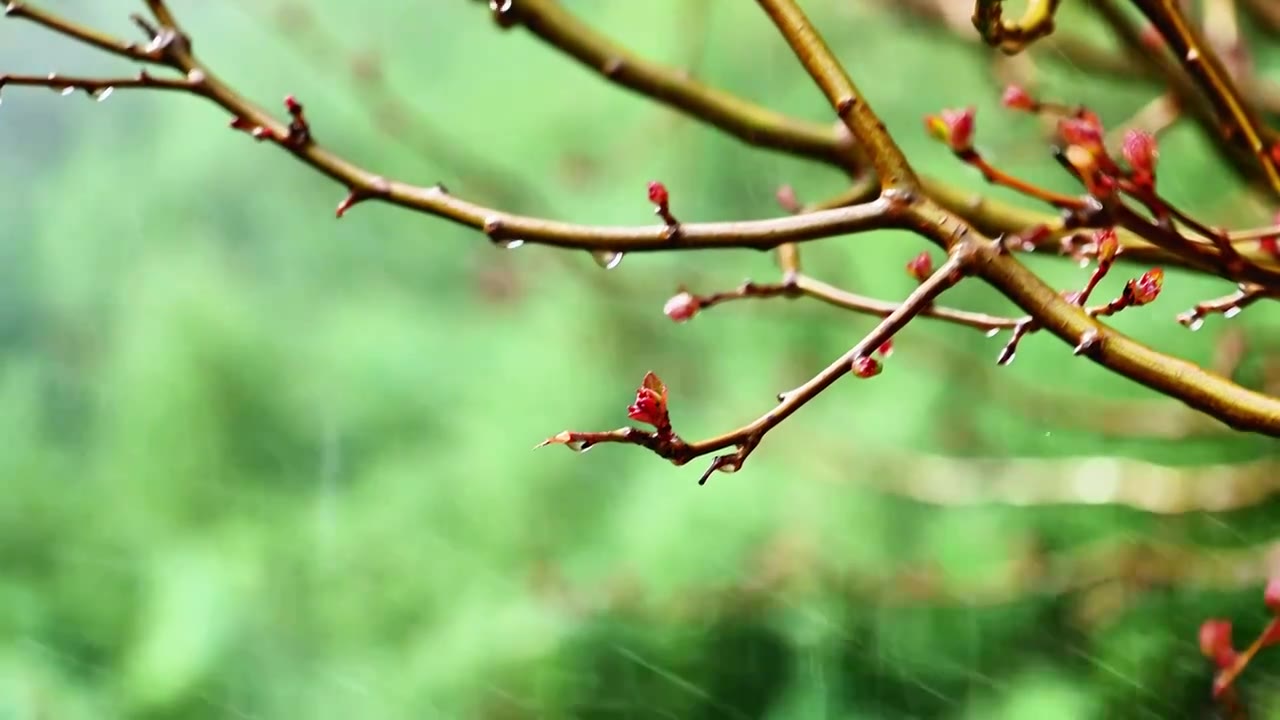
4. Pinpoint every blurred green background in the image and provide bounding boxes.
[3,1,1280,718]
